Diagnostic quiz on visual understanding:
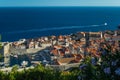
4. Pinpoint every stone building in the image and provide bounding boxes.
[0,42,11,66]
